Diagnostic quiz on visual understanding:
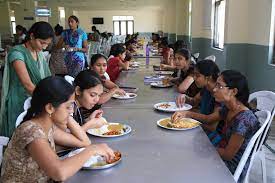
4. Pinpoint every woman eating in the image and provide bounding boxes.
[1,76,115,182]
[173,70,259,180]
[90,54,126,104]
[106,43,129,82]
[174,60,221,127]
